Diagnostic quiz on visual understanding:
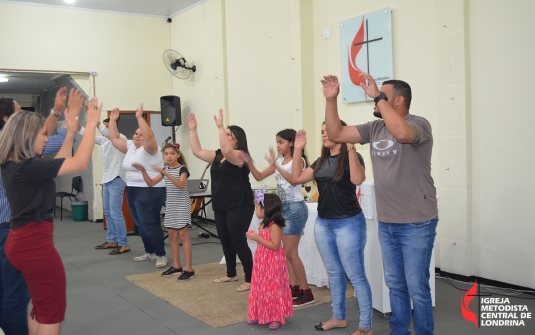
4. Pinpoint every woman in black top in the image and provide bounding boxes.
[0,91,101,335]
[188,109,254,292]
[291,123,374,335]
